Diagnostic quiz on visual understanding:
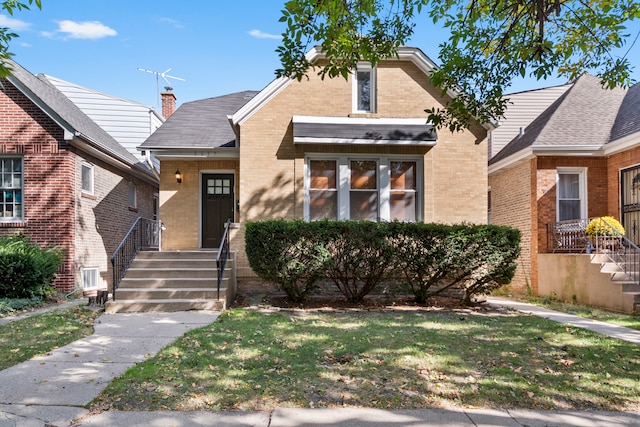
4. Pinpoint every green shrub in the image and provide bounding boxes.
[0,234,63,299]
[245,220,521,305]
[0,296,45,317]
[321,221,394,302]
[245,220,328,302]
